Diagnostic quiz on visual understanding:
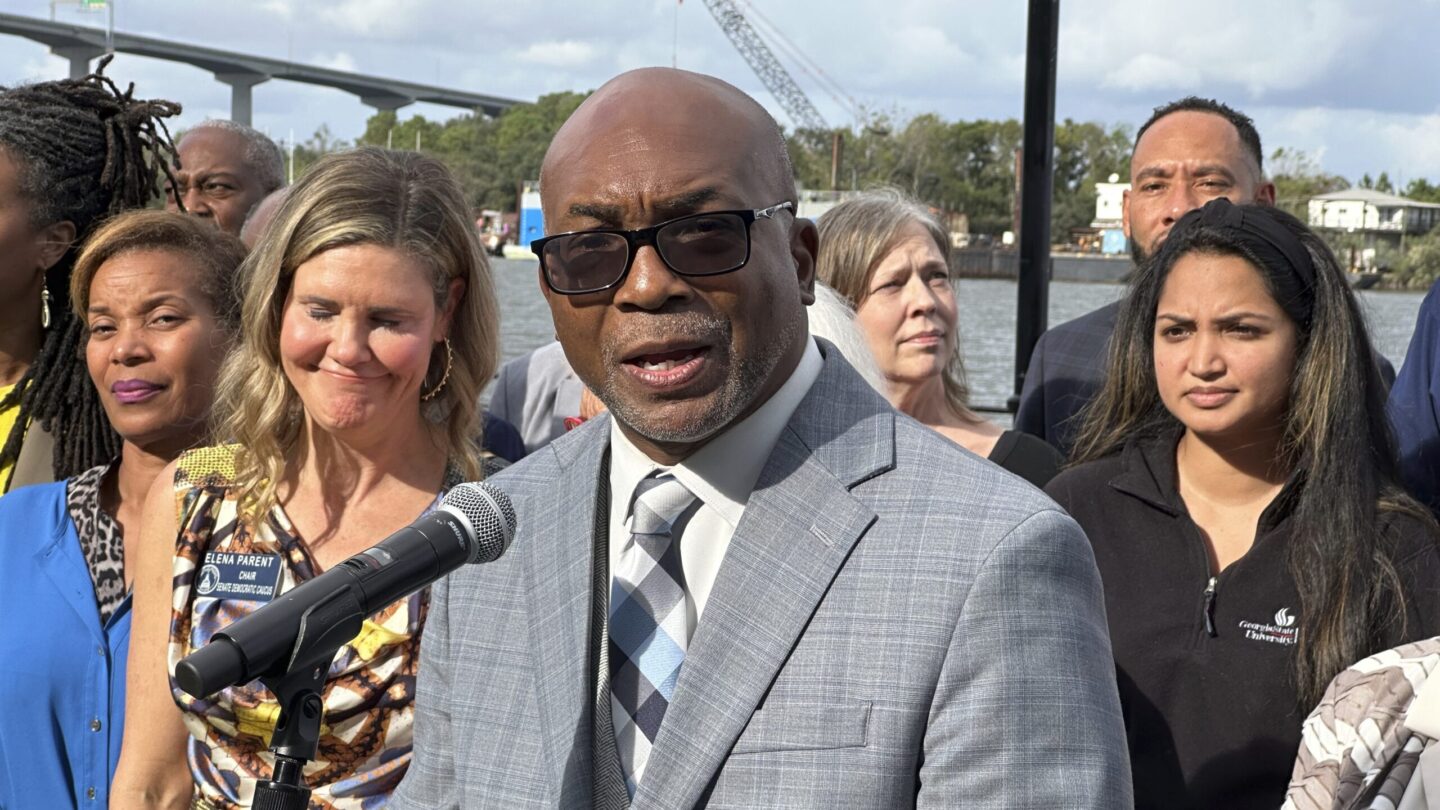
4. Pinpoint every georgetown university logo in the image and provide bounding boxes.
[1238,607,1299,645]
